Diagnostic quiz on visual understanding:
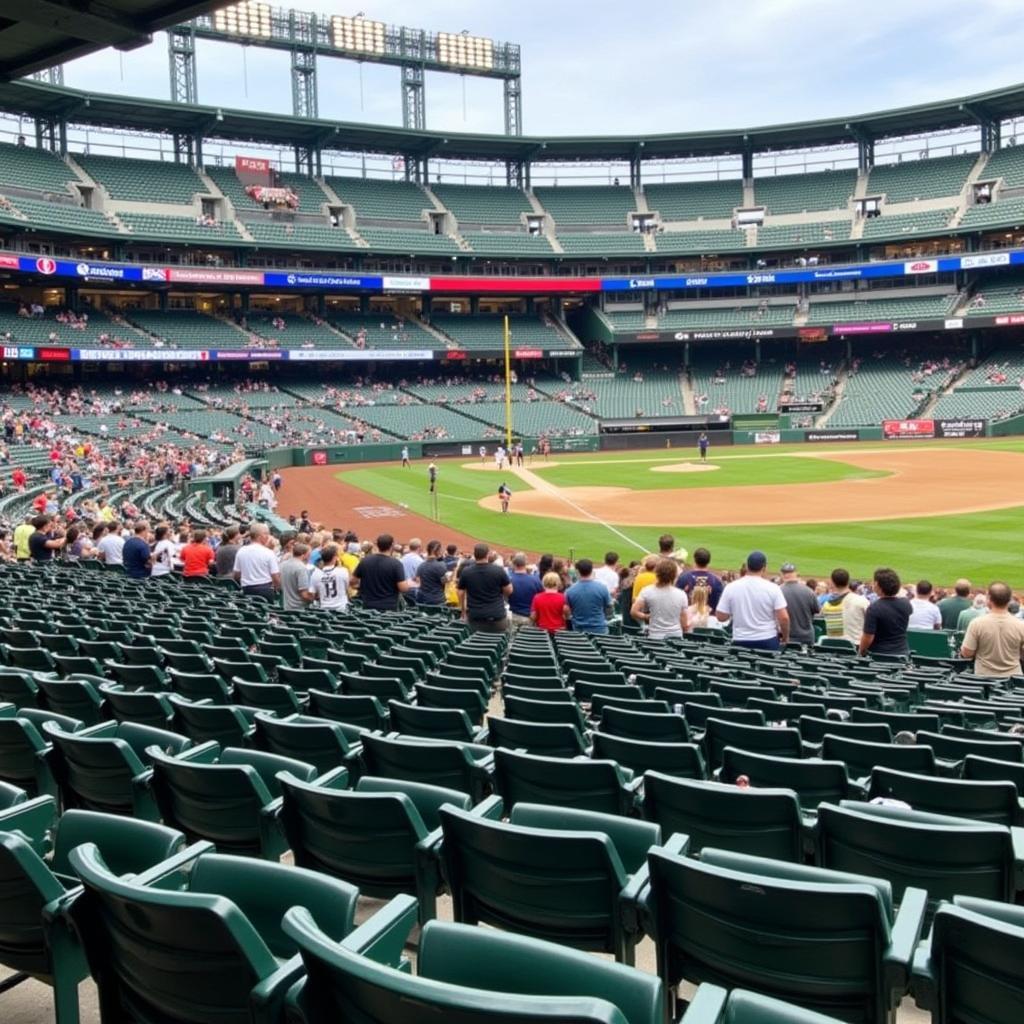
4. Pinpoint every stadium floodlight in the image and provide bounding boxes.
[437,31,494,70]
[213,1,272,38]
[330,15,386,55]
